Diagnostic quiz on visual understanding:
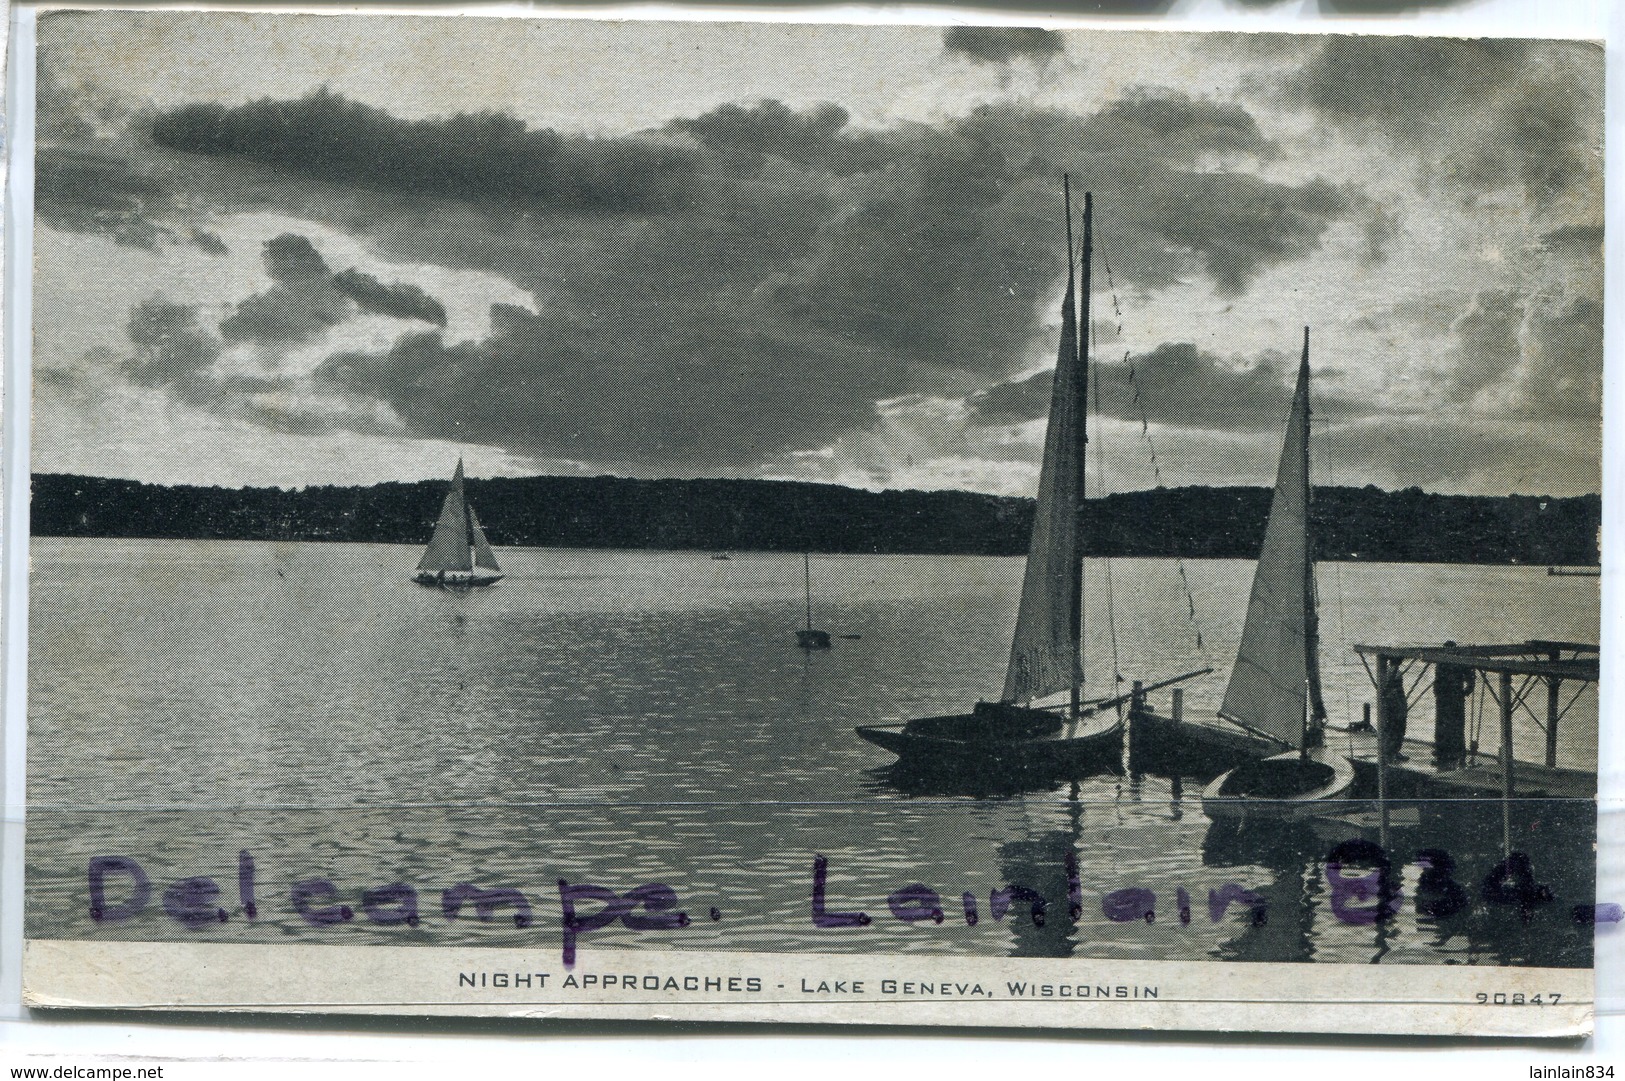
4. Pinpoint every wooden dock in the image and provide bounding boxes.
[1130,709,1595,803]
[1127,639,1597,808]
